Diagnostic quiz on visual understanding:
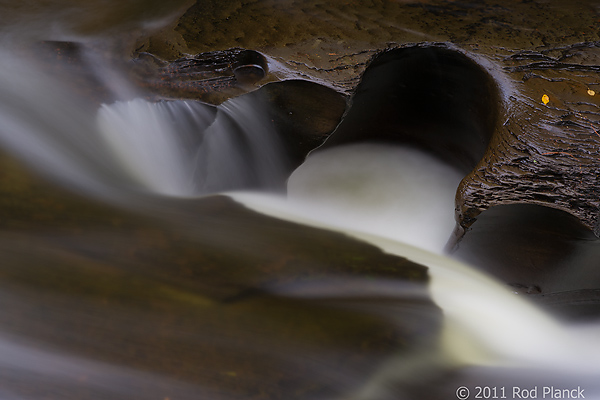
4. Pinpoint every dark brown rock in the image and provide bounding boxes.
[249,79,348,168]
[456,42,600,237]
[130,48,269,104]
